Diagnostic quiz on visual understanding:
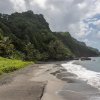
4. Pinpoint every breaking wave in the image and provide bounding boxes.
[62,61,100,90]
